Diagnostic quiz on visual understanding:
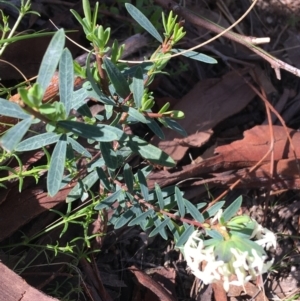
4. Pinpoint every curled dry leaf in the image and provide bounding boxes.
[147,125,300,189]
